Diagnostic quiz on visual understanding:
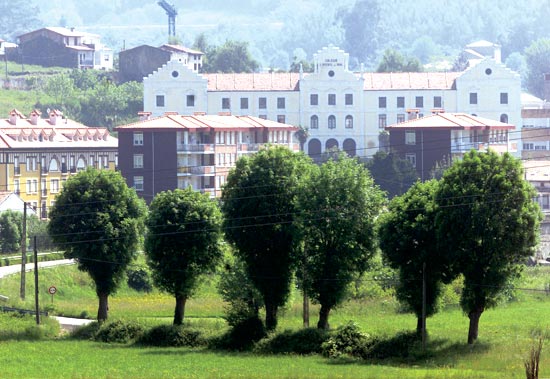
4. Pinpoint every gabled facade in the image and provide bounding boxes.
[0,191,36,215]
[8,27,113,70]
[119,44,203,83]
[0,109,118,218]
[385,112,514,180]
[116,113,298,201]
[143,45,522,162]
